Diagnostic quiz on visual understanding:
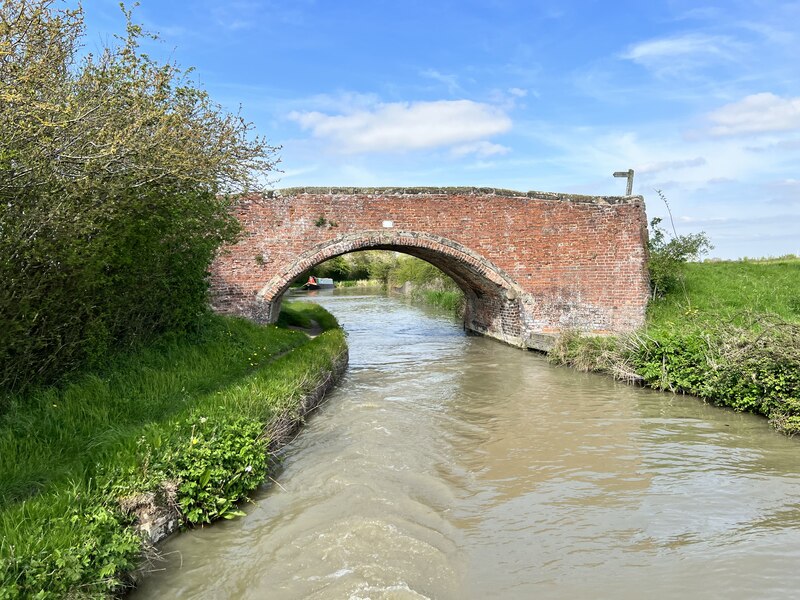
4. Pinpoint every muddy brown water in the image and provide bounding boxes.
[133,289,800,599]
